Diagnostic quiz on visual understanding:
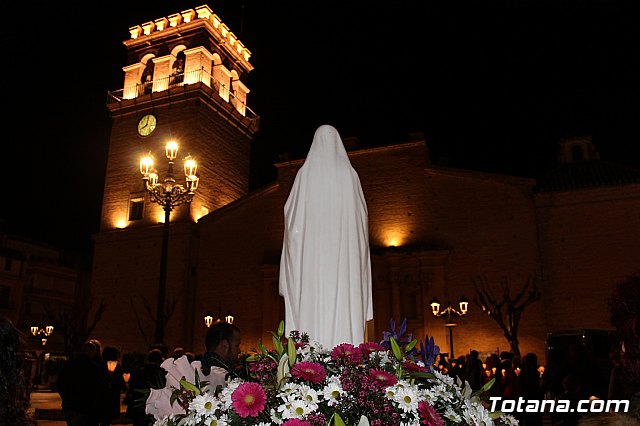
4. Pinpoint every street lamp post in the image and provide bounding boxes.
[140,141,199,345]
[30,324,54,346]
[430,296,469,359]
